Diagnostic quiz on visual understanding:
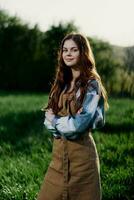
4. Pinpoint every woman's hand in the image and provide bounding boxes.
[45,108,55,123]
[77,107,83,114]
